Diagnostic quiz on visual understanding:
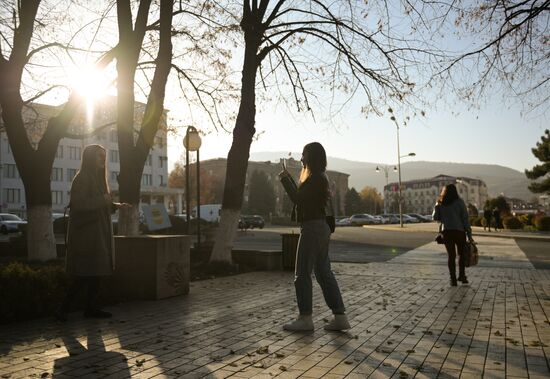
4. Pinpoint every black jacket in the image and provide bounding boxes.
[281,173,329,223]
